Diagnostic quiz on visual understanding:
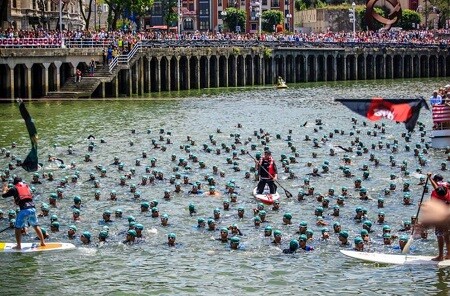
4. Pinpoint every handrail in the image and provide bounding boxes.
[108,42,142,72]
